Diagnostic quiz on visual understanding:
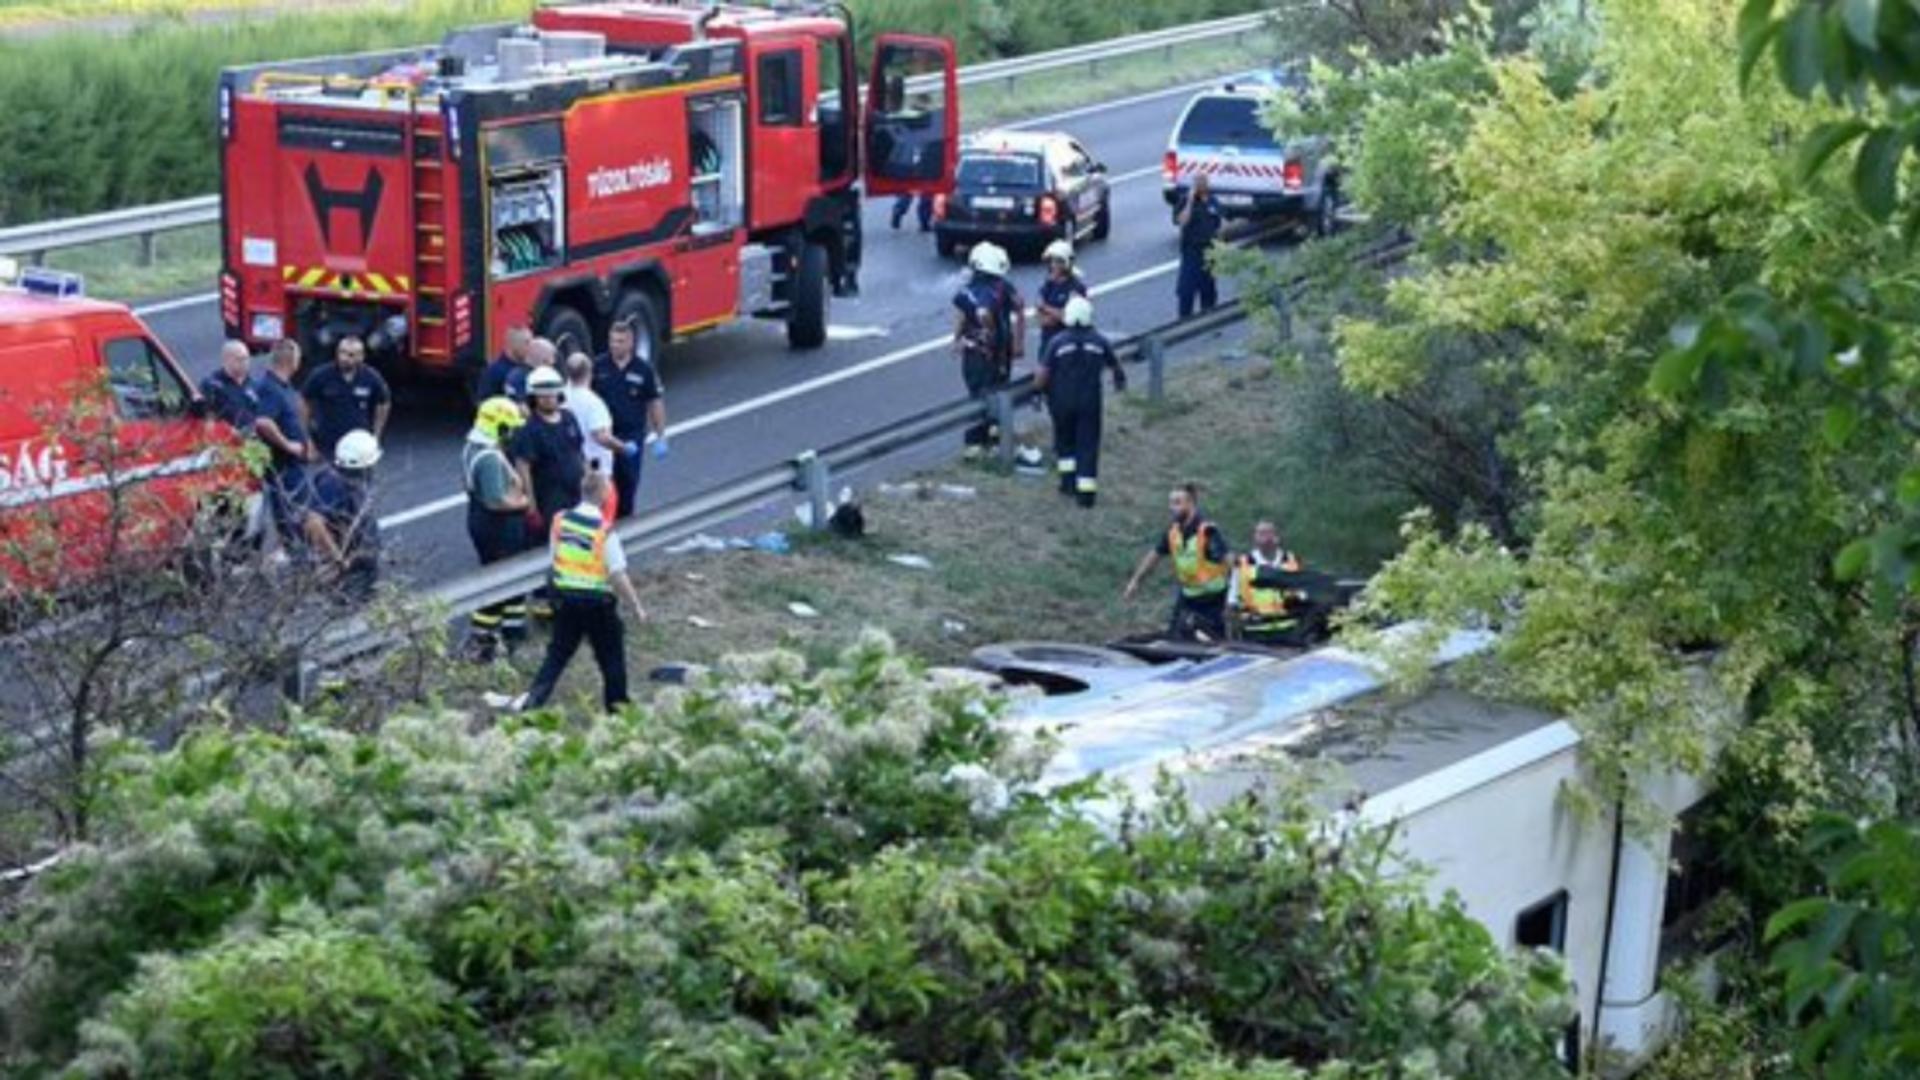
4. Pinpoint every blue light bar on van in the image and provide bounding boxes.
[20,268,84,298]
